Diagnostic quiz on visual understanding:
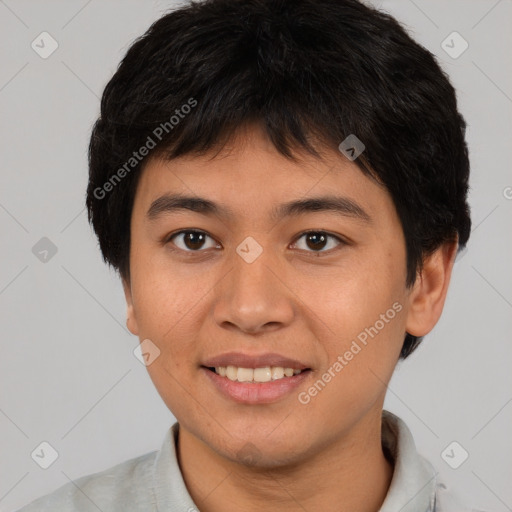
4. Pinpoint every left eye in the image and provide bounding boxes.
[292,231,344,253]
